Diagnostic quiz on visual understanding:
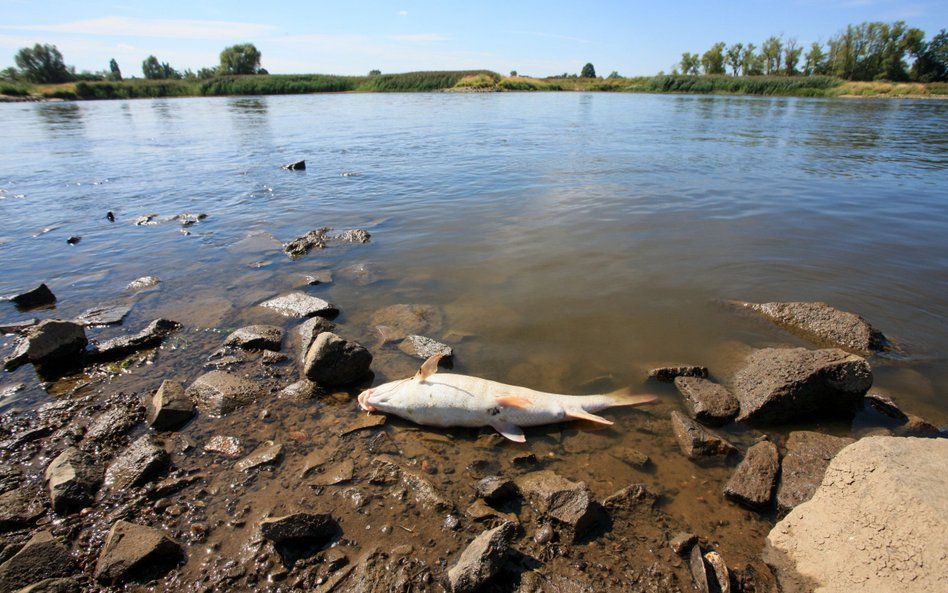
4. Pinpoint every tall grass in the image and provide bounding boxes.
[632,75,842,96]
[199,74,356,95]
[75,80,197,99]
[358,70,497,91]
[0,81,31,96]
